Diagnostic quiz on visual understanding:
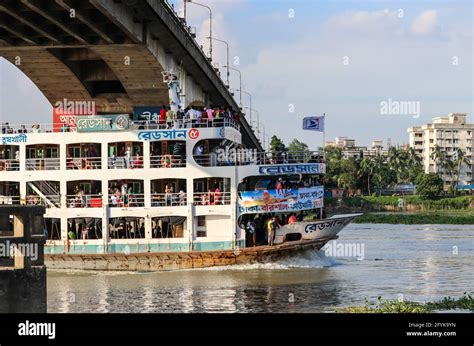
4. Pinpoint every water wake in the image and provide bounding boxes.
[196,249,339,271]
